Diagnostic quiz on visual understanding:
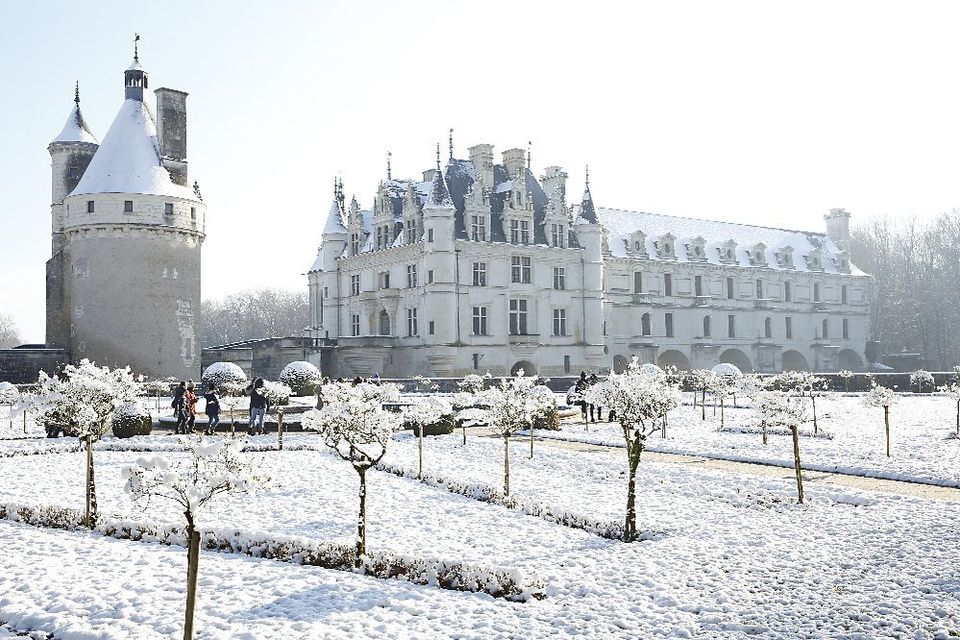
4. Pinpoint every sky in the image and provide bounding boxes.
[3,0,960,343]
